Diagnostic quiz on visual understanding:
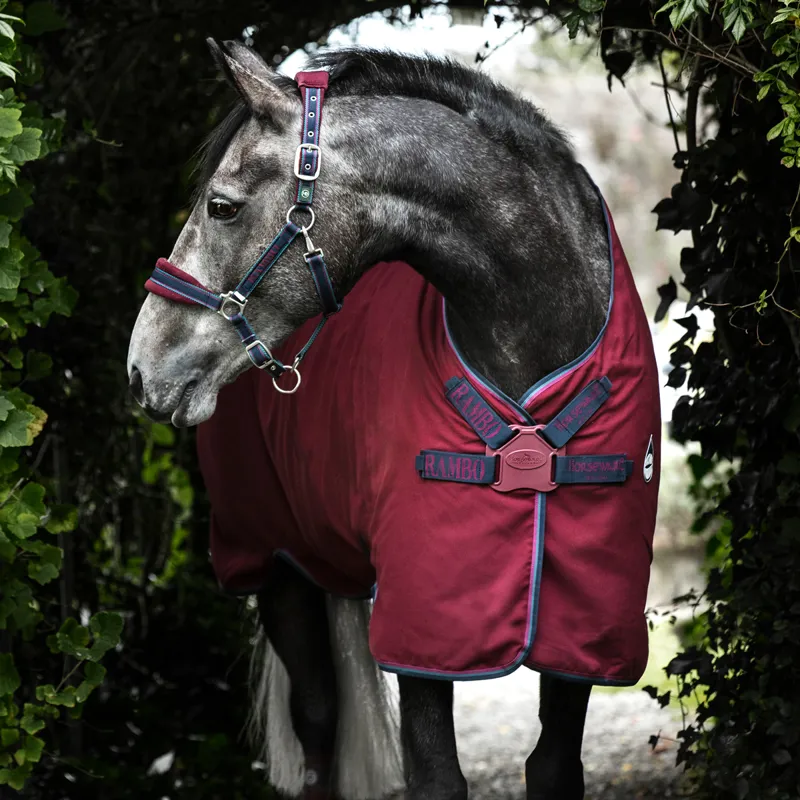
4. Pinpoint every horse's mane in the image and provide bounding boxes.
[196,48,573,191]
